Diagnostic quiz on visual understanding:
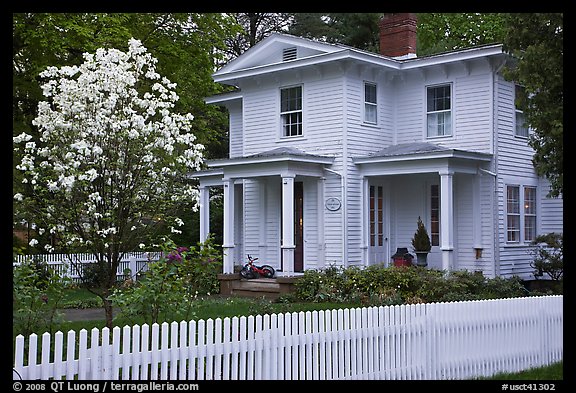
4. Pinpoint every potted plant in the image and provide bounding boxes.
[411,216,431,267]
